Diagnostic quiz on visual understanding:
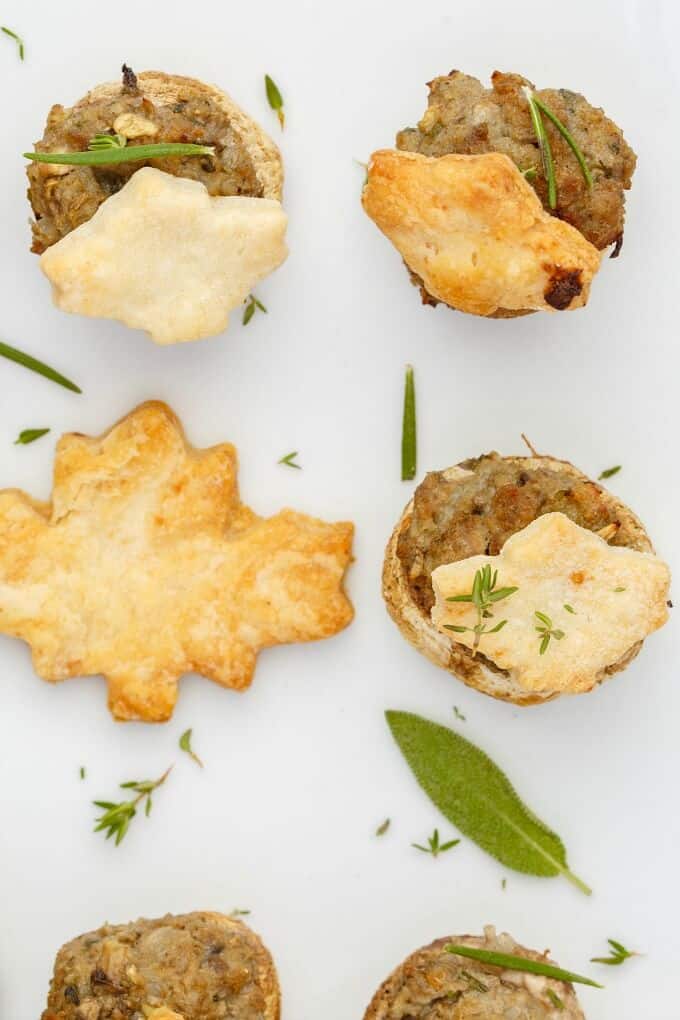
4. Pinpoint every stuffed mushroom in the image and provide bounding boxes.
[383,450,670,704]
